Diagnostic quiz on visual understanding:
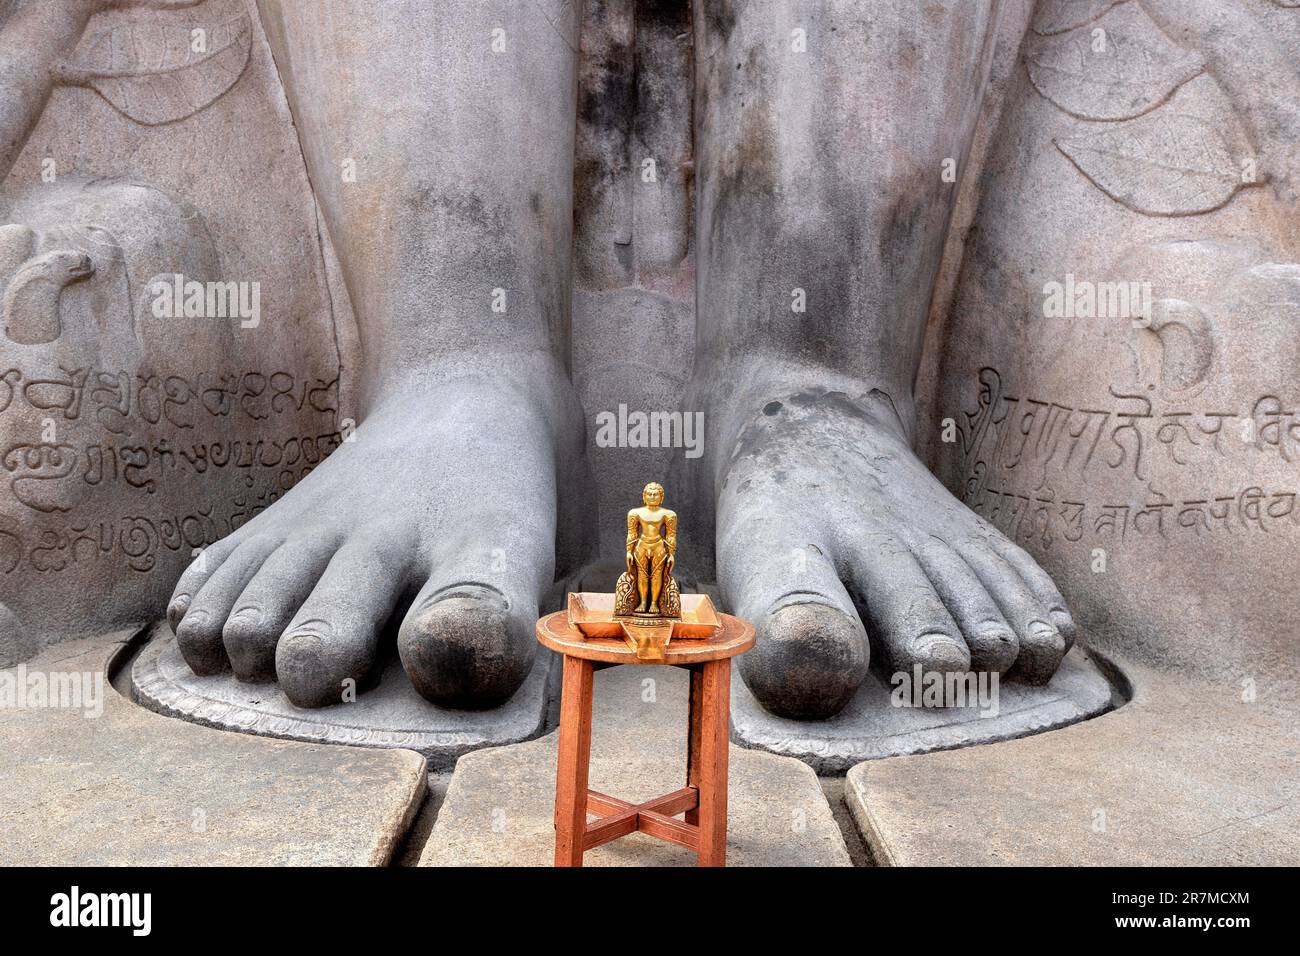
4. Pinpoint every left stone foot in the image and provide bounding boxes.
[715,387,1076,720]
[167,371,580,710]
